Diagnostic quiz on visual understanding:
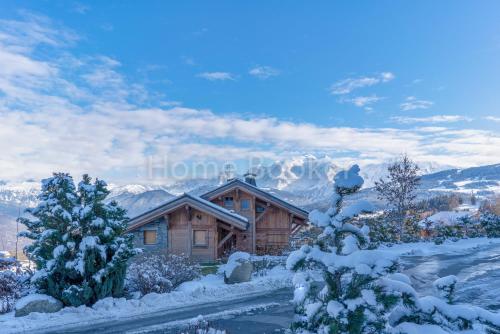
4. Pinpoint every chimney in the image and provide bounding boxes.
[244,172,257,186]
